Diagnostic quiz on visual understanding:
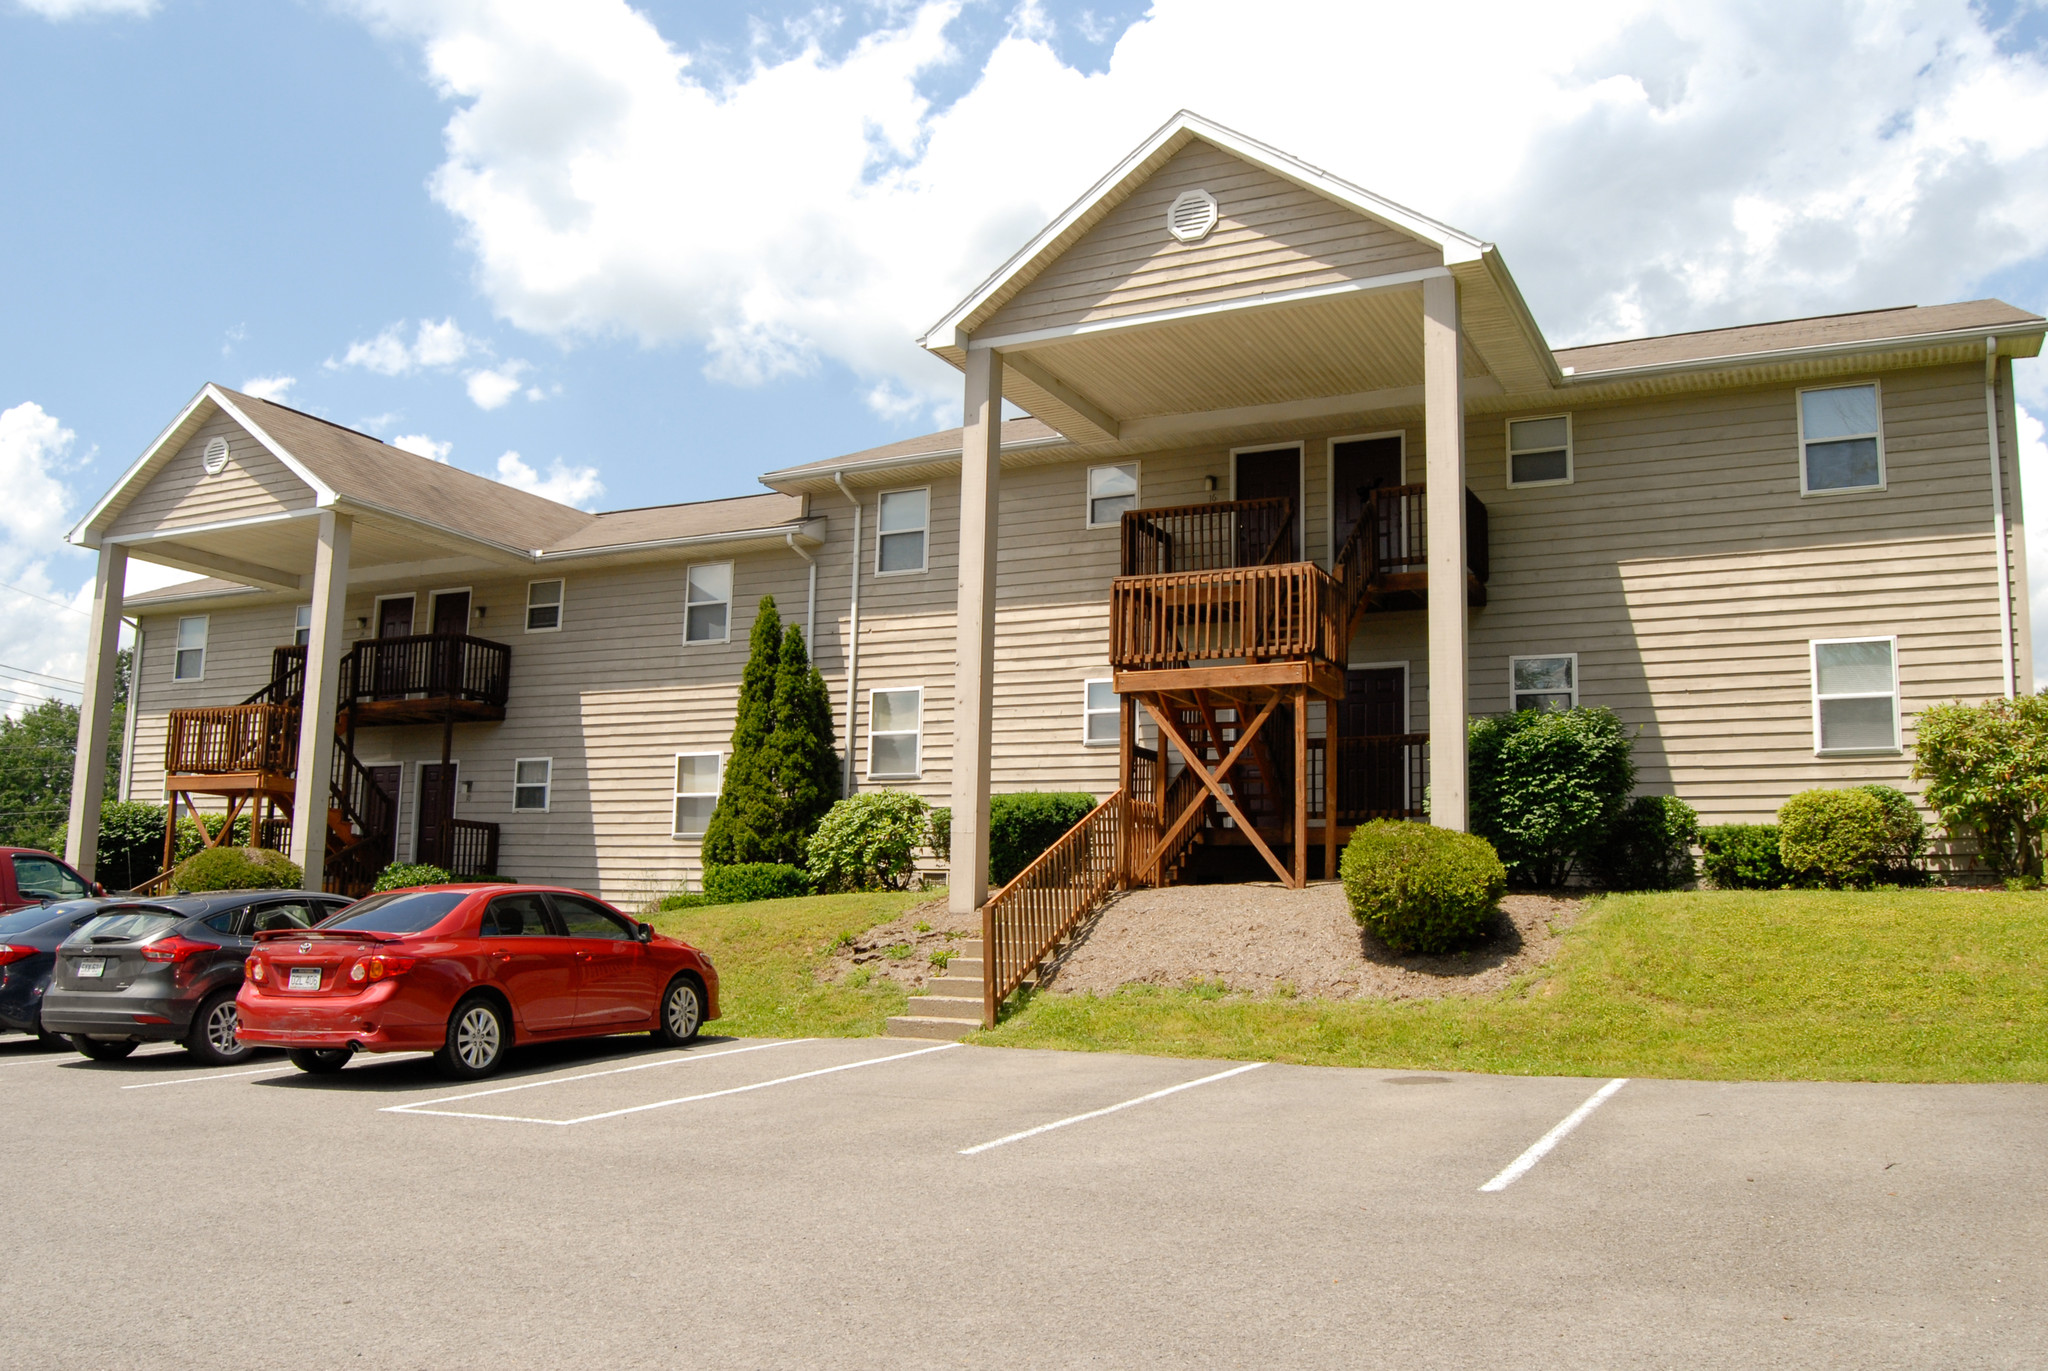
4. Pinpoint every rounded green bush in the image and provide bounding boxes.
[170,846,303,893]
[702,862,811,903]
[1699,824,1790,890]
[1857,783,1927,879]
[372,863,454,893]
[806,791,931,893]
[1339,821,1507,954]
[1777,788,1891,888]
